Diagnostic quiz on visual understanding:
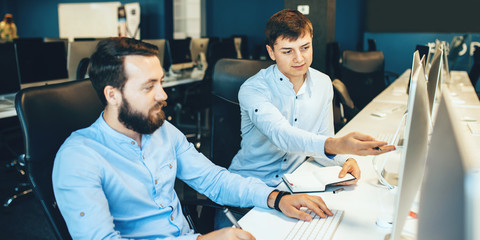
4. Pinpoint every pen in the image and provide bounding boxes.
[373,146,383,151]
[333,187,345,194]
[223,208,242,229]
